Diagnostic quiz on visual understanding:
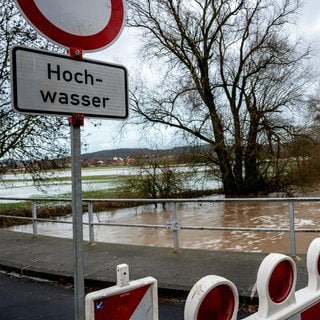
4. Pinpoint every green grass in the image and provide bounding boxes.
[0,183,142,228]
[0,201,32,212]
[2,169,130,183]
[56,185,129,199]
